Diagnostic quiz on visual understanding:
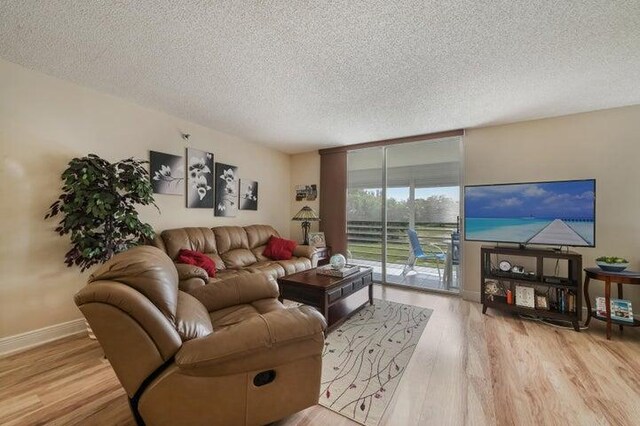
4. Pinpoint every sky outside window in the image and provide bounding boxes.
[365,186,459,201]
